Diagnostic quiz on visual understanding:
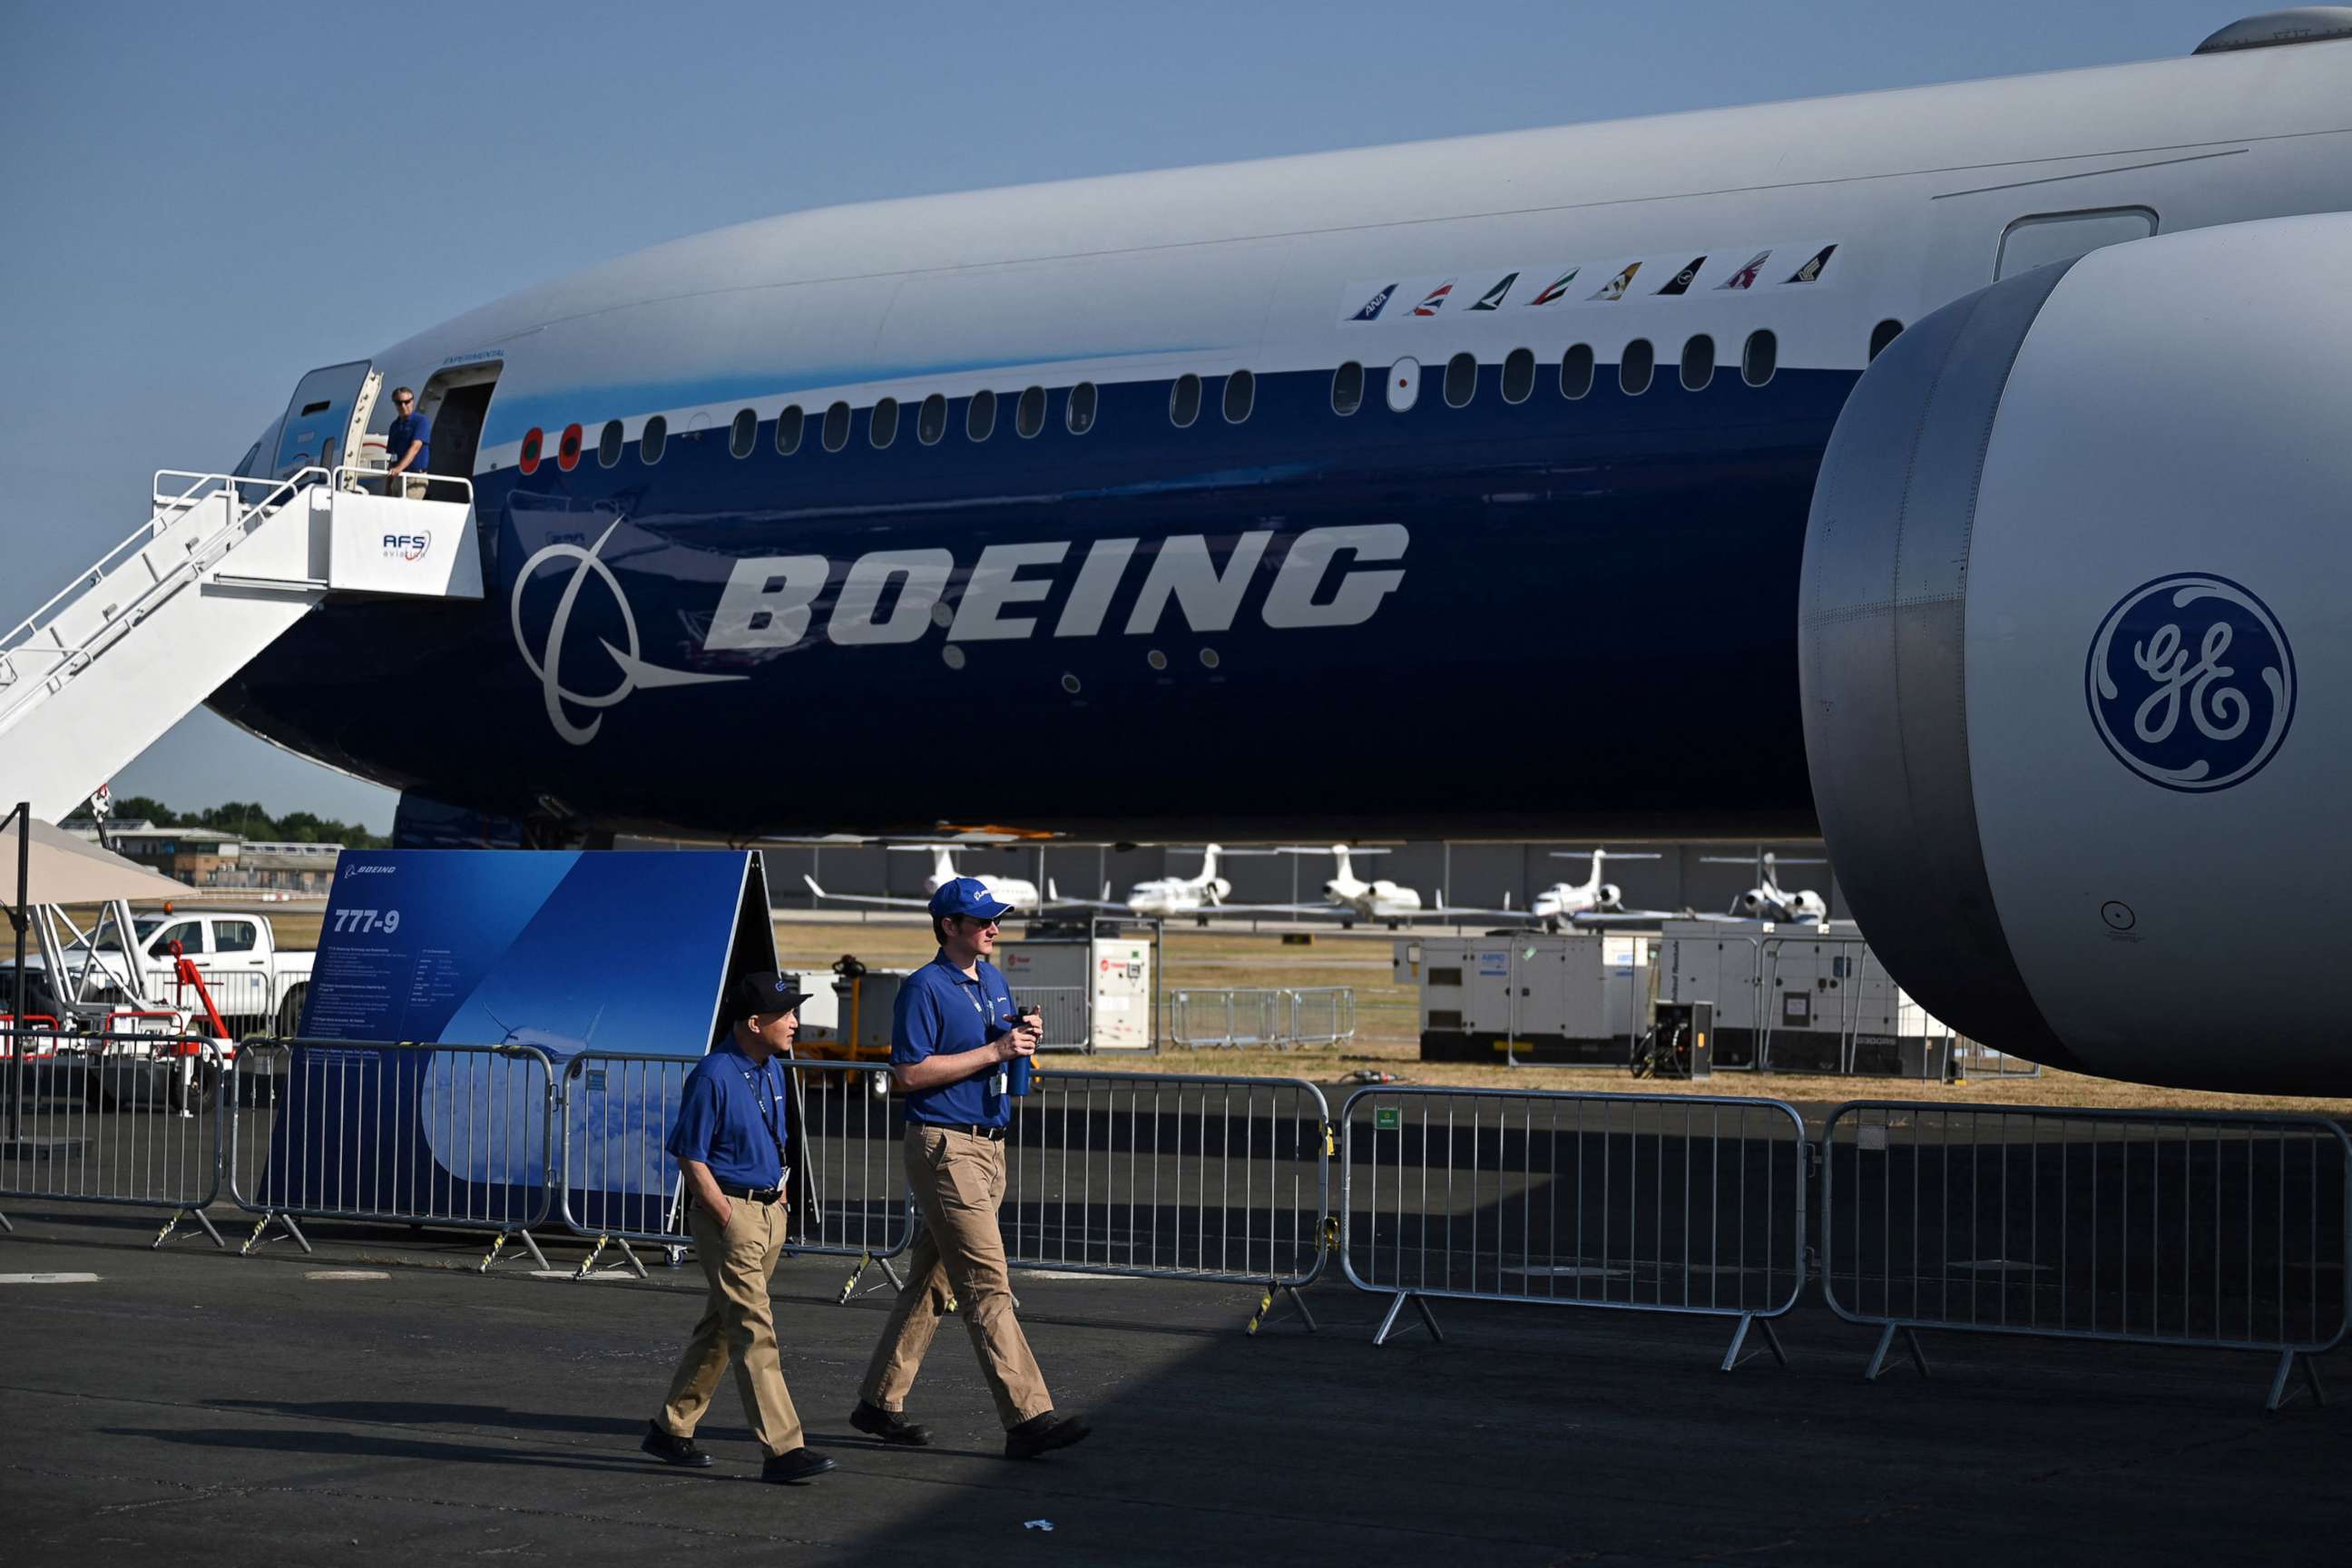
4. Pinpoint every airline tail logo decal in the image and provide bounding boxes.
[1654,256,1707,296]
[1527,267,1580,306]
[1714,250,1771,290]
[1590,262,1642,301]
[1785,244,1838,283]
[1347,283,1398,322]
[1410,279,1456,317]
[1466,272,1519,310]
